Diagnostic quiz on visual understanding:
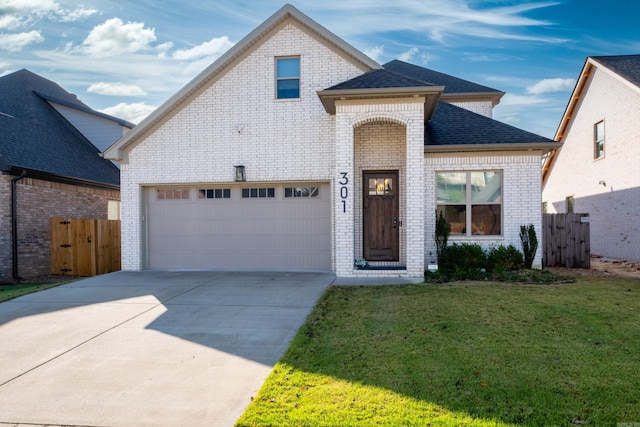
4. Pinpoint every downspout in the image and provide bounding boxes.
[11,170,27,282]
